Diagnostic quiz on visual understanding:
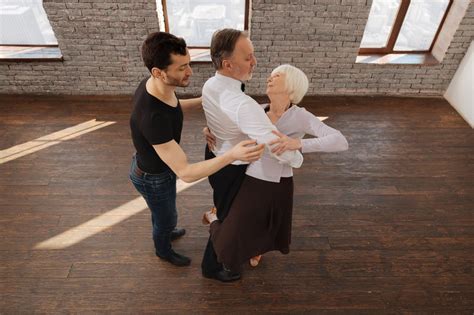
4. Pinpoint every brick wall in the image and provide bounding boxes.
[1,0,472,96]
